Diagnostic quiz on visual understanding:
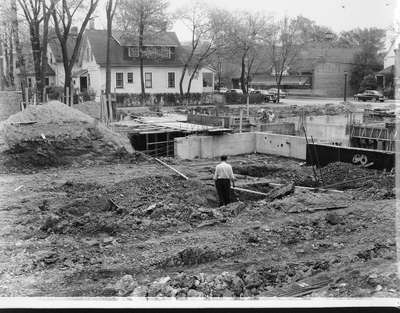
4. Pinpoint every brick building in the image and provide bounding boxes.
[246,47,359,98]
